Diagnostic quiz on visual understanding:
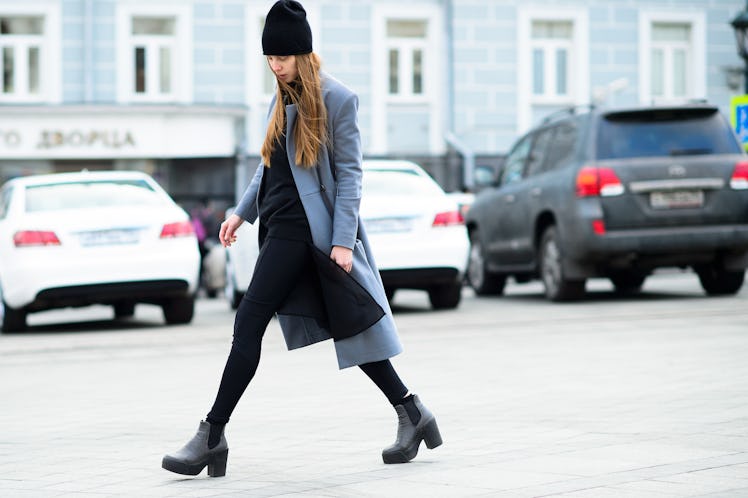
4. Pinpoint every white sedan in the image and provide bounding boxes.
[0,170,201,332]
[221,160,469,311]
[361,160,470,309]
